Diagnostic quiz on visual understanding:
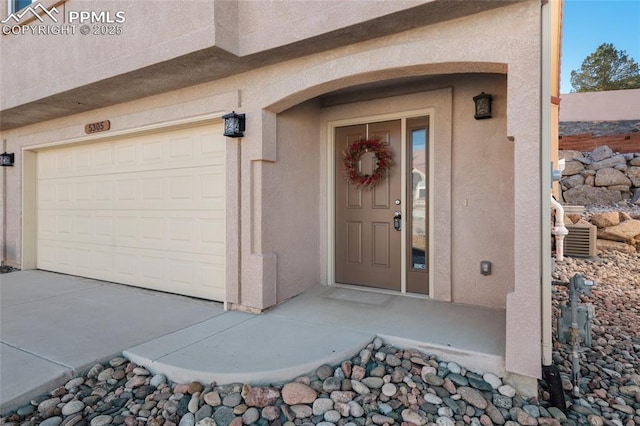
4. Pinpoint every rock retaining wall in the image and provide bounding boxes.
[560,145,640,206]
